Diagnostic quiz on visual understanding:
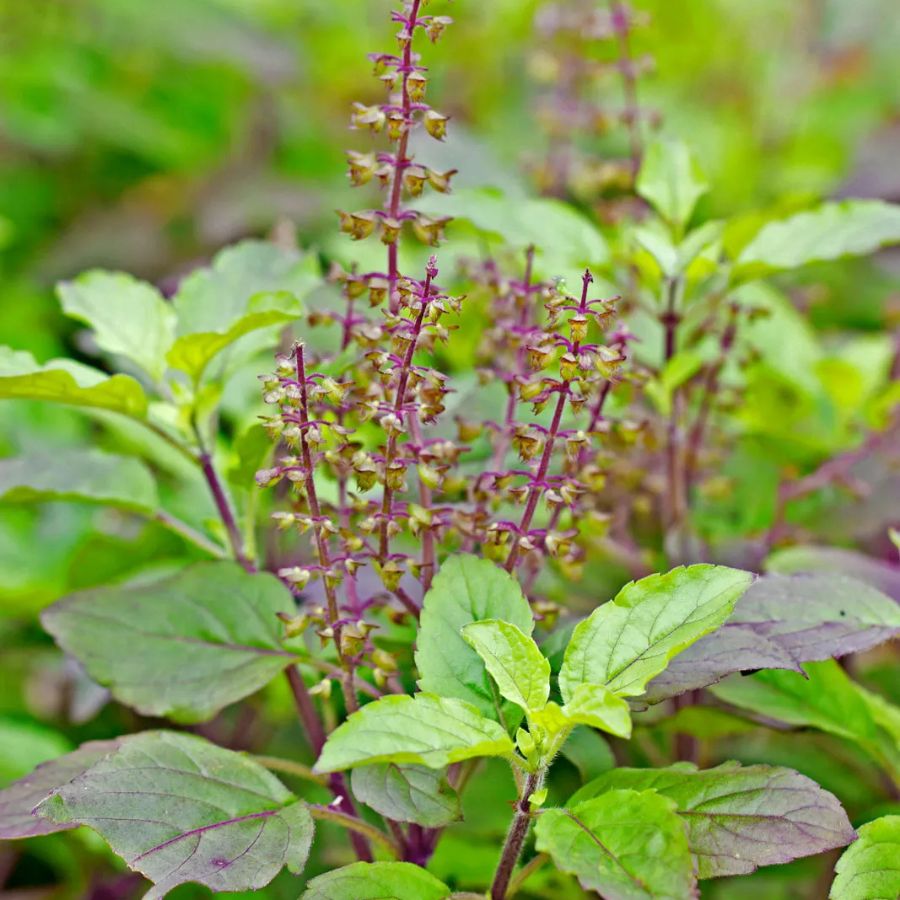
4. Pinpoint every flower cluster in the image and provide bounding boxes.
[336,0,455,313]
[529,0,659,204]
